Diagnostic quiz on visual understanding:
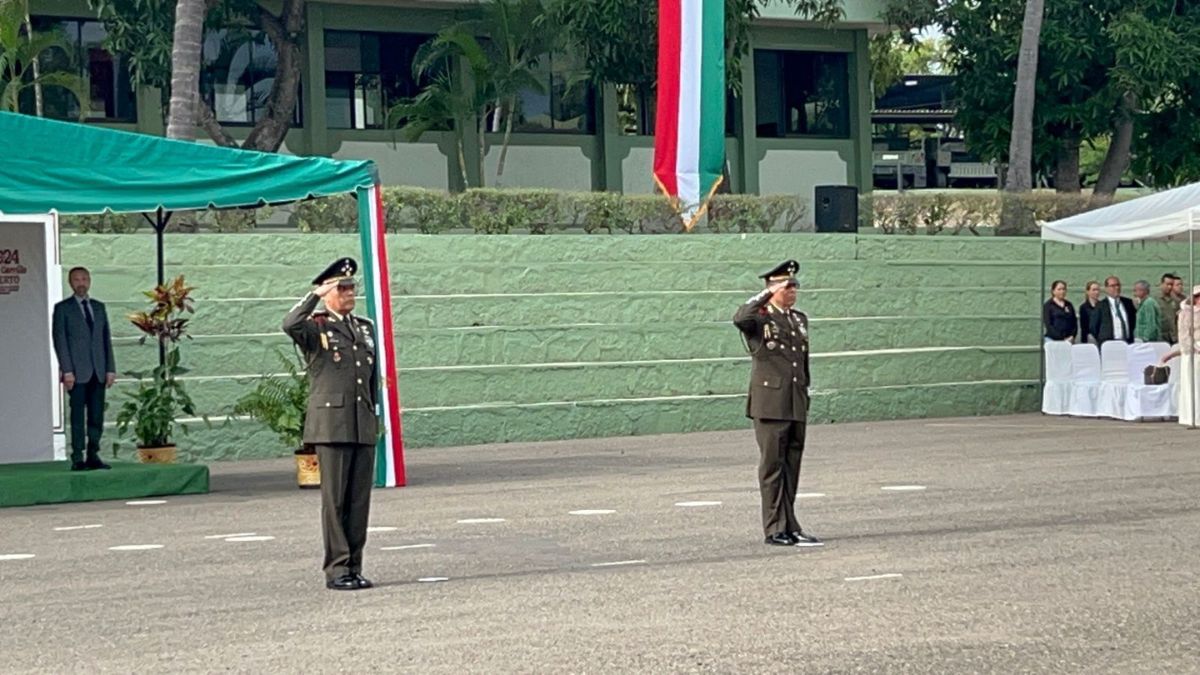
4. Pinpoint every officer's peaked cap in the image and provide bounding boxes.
[313,257,358,286]
[759,259,799,282]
